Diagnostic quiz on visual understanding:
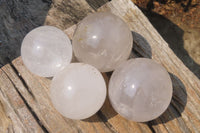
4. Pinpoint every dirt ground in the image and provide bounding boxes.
[133,0,200,78]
